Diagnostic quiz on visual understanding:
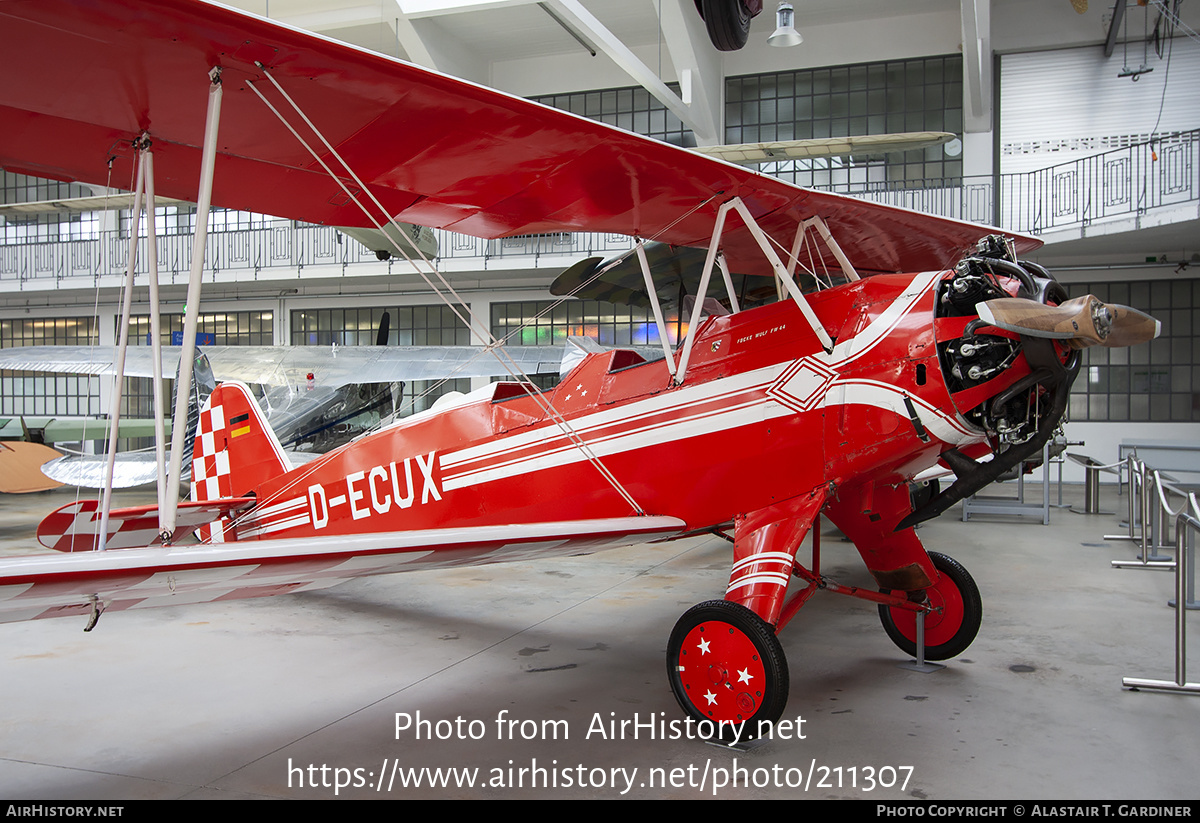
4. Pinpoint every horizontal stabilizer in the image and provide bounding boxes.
[37,498,255,552]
